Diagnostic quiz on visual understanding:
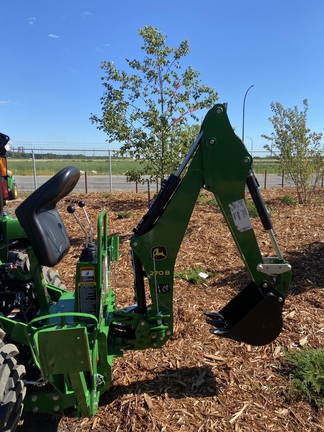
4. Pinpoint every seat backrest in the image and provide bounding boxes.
[15,166,80,267]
